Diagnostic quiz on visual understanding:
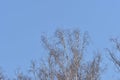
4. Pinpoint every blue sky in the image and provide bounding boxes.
[0,0,120,79]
